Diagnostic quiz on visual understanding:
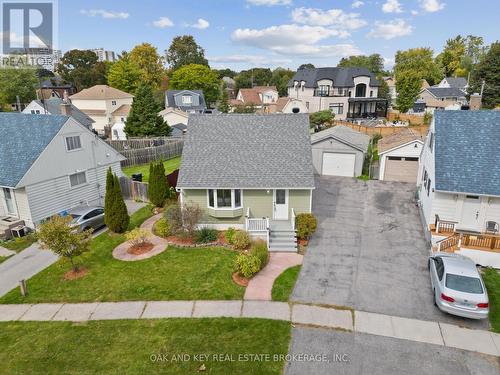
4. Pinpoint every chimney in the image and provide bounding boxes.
[60,90,72,116]
[469,93,482,111]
